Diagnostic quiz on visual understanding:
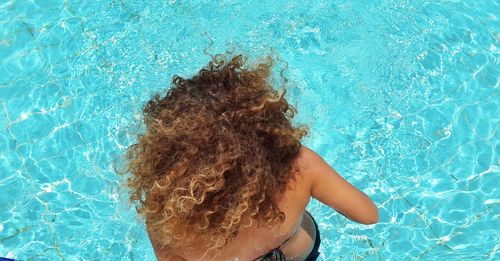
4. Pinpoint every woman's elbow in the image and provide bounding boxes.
[368,207,378,225]
[363,214,379,225]
[360,204,379,225]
